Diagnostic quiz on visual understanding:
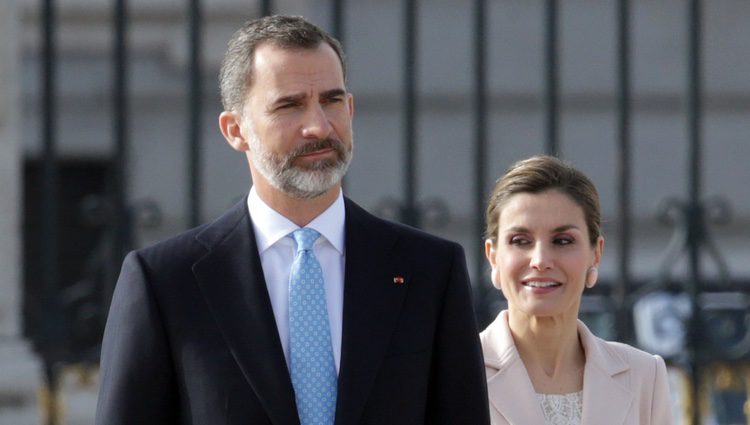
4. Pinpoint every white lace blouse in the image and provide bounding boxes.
[535,391,583,425]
